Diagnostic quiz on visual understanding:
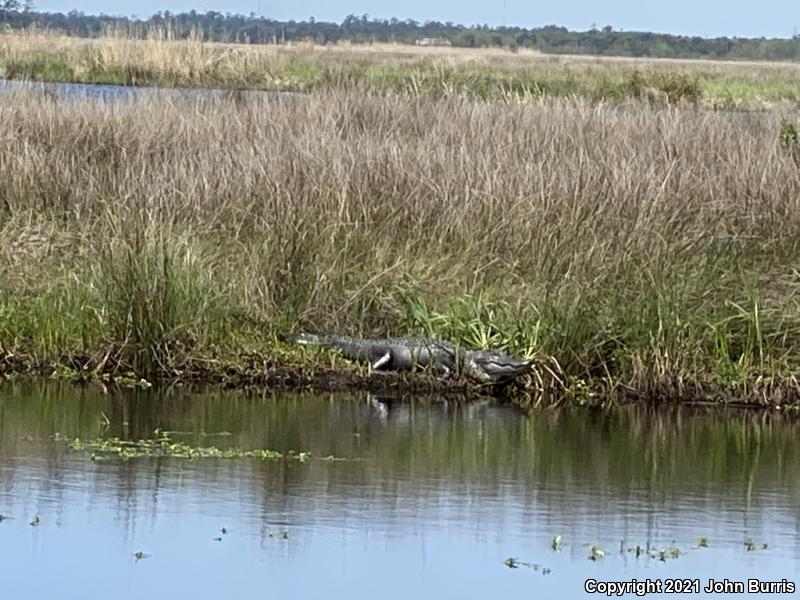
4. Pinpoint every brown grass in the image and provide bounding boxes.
[0,82,799,395]
[4,30,800,75]
[1,31,799,109]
